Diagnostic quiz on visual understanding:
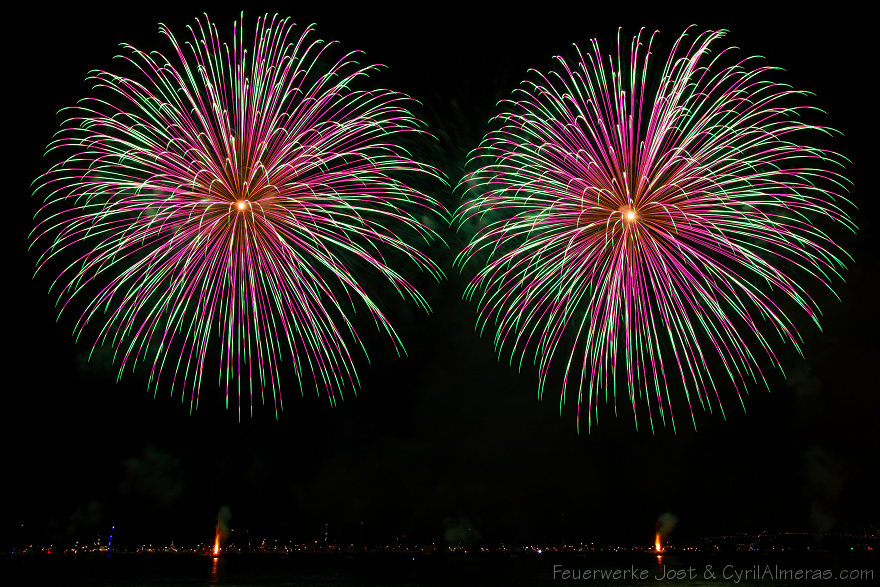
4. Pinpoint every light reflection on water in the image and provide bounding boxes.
[209,555,219,587]
[0,552,874,586]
